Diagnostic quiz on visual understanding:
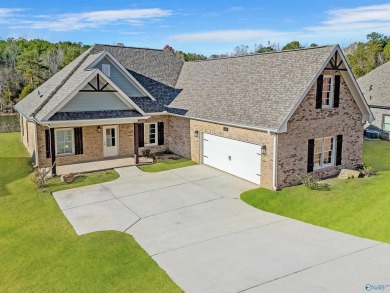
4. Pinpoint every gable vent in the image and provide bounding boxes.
[102,64,111,77]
